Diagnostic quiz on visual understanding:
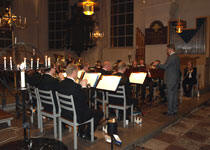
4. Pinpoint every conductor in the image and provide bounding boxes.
[154,44,180,116]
